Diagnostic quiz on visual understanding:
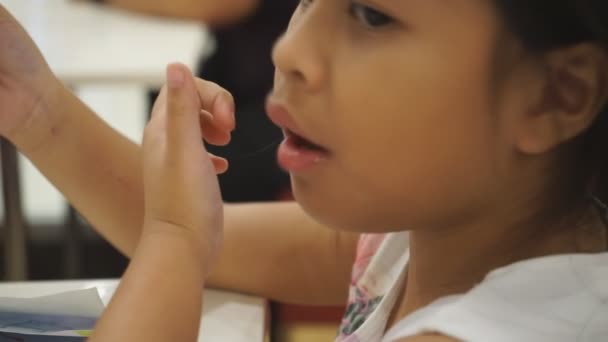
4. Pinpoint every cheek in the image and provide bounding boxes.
[325,53,501,229]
